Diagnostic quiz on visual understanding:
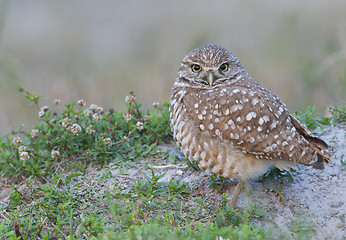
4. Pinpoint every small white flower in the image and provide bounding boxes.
[92,113,102,122]
[96,106,103,113]
[18,145,27,152]
[39,110,45,118]
[84,109,92,117]
[136,121,143,130]
[62,118,71,128]
[153,102,159,108]
[216,237,230,240]
[103,137,112,146]
[41,106,49,112]
[12,137,22,145]
[31,129,39,138]
[51,149,60,158]
[54,99,61,105]
[123,136,128,141]
[86,125,95,134]
[89,104,98,111]
[125,95,136,103]
[70,123,82,135]
[50,119,56,124]
[77,99,86,107]
[20,151,30,161]
[144,115,151,121]
[123,113,132,122]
